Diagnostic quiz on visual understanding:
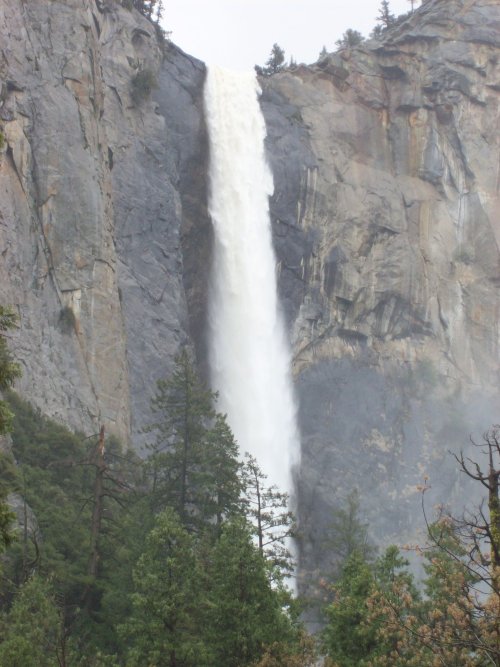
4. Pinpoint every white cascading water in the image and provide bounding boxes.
[204,66,299,498]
